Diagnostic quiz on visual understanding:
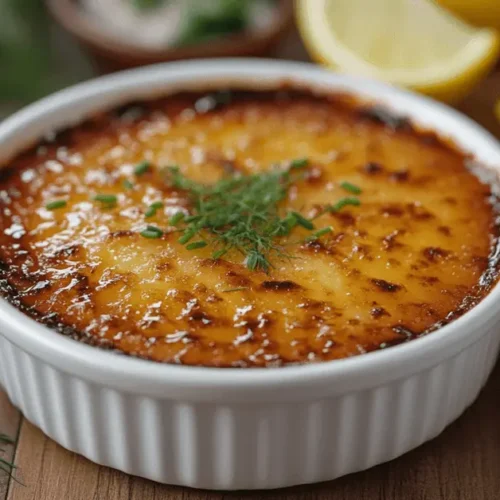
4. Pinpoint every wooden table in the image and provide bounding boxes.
[1,27,500,500]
